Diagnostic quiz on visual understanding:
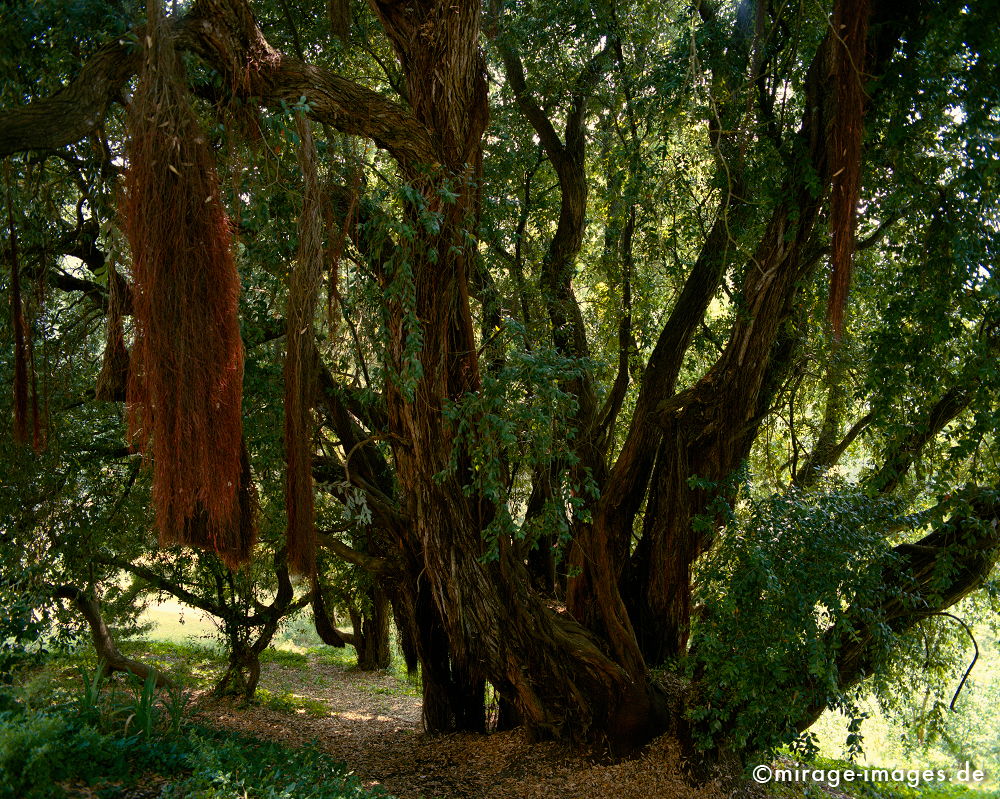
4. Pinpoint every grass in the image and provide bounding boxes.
[259,647,312,668]
[0,600,420,799]
[40,595,997,799]
[138,597,217,645]
[254,686,330,717]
